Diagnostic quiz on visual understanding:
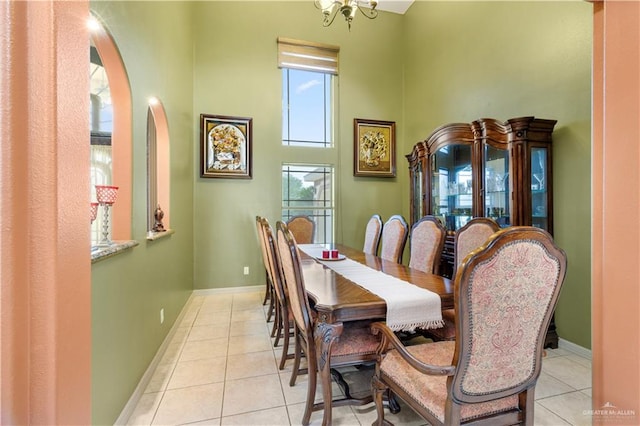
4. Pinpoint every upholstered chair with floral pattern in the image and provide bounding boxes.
[424,217,501,342]
[363,214,384,255]
[276,221,380,426]
[286,215,315,244]
[371,226,567,426]
[379,215,409,264]
[408,216,446,274]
